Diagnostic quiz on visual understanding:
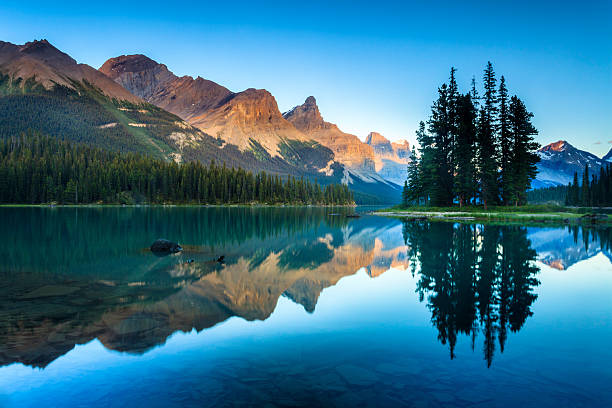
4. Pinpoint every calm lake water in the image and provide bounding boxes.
[1,207,611,407]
